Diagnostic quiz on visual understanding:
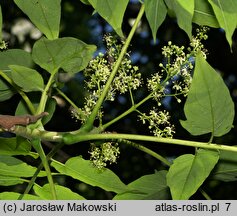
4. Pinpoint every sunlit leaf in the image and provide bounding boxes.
[0,49,33,100]
[14,0,61,39]
[207,0,237,48]
[34,184,86,200]
[210,0,237,13]
[193,0,219,28]
[180,53,235,137]
[167,149,219,199]
[0,155,46,186]
[114,170,169,200]
[0,192,41,200]
[88,0,129,37]
[32,37,96,74]
[9,65,44,92]
[145,0,167,41]
[51,156,129,193]
[165,0,194,38]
